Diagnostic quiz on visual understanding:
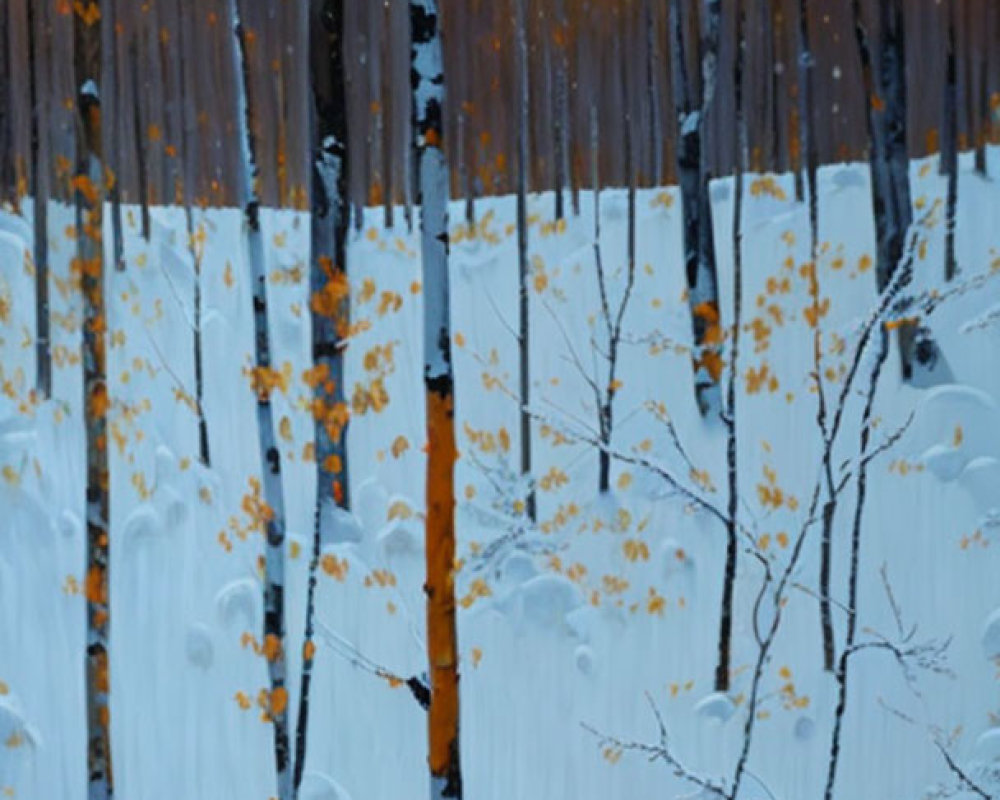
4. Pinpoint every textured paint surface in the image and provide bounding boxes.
[0,151,998,799]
